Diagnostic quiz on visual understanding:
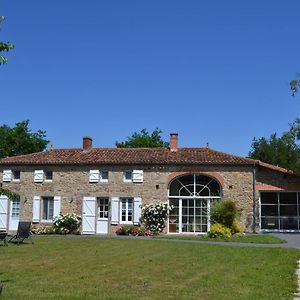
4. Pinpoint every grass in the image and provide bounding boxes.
[0,236,299,299]
[153,233,286,244]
